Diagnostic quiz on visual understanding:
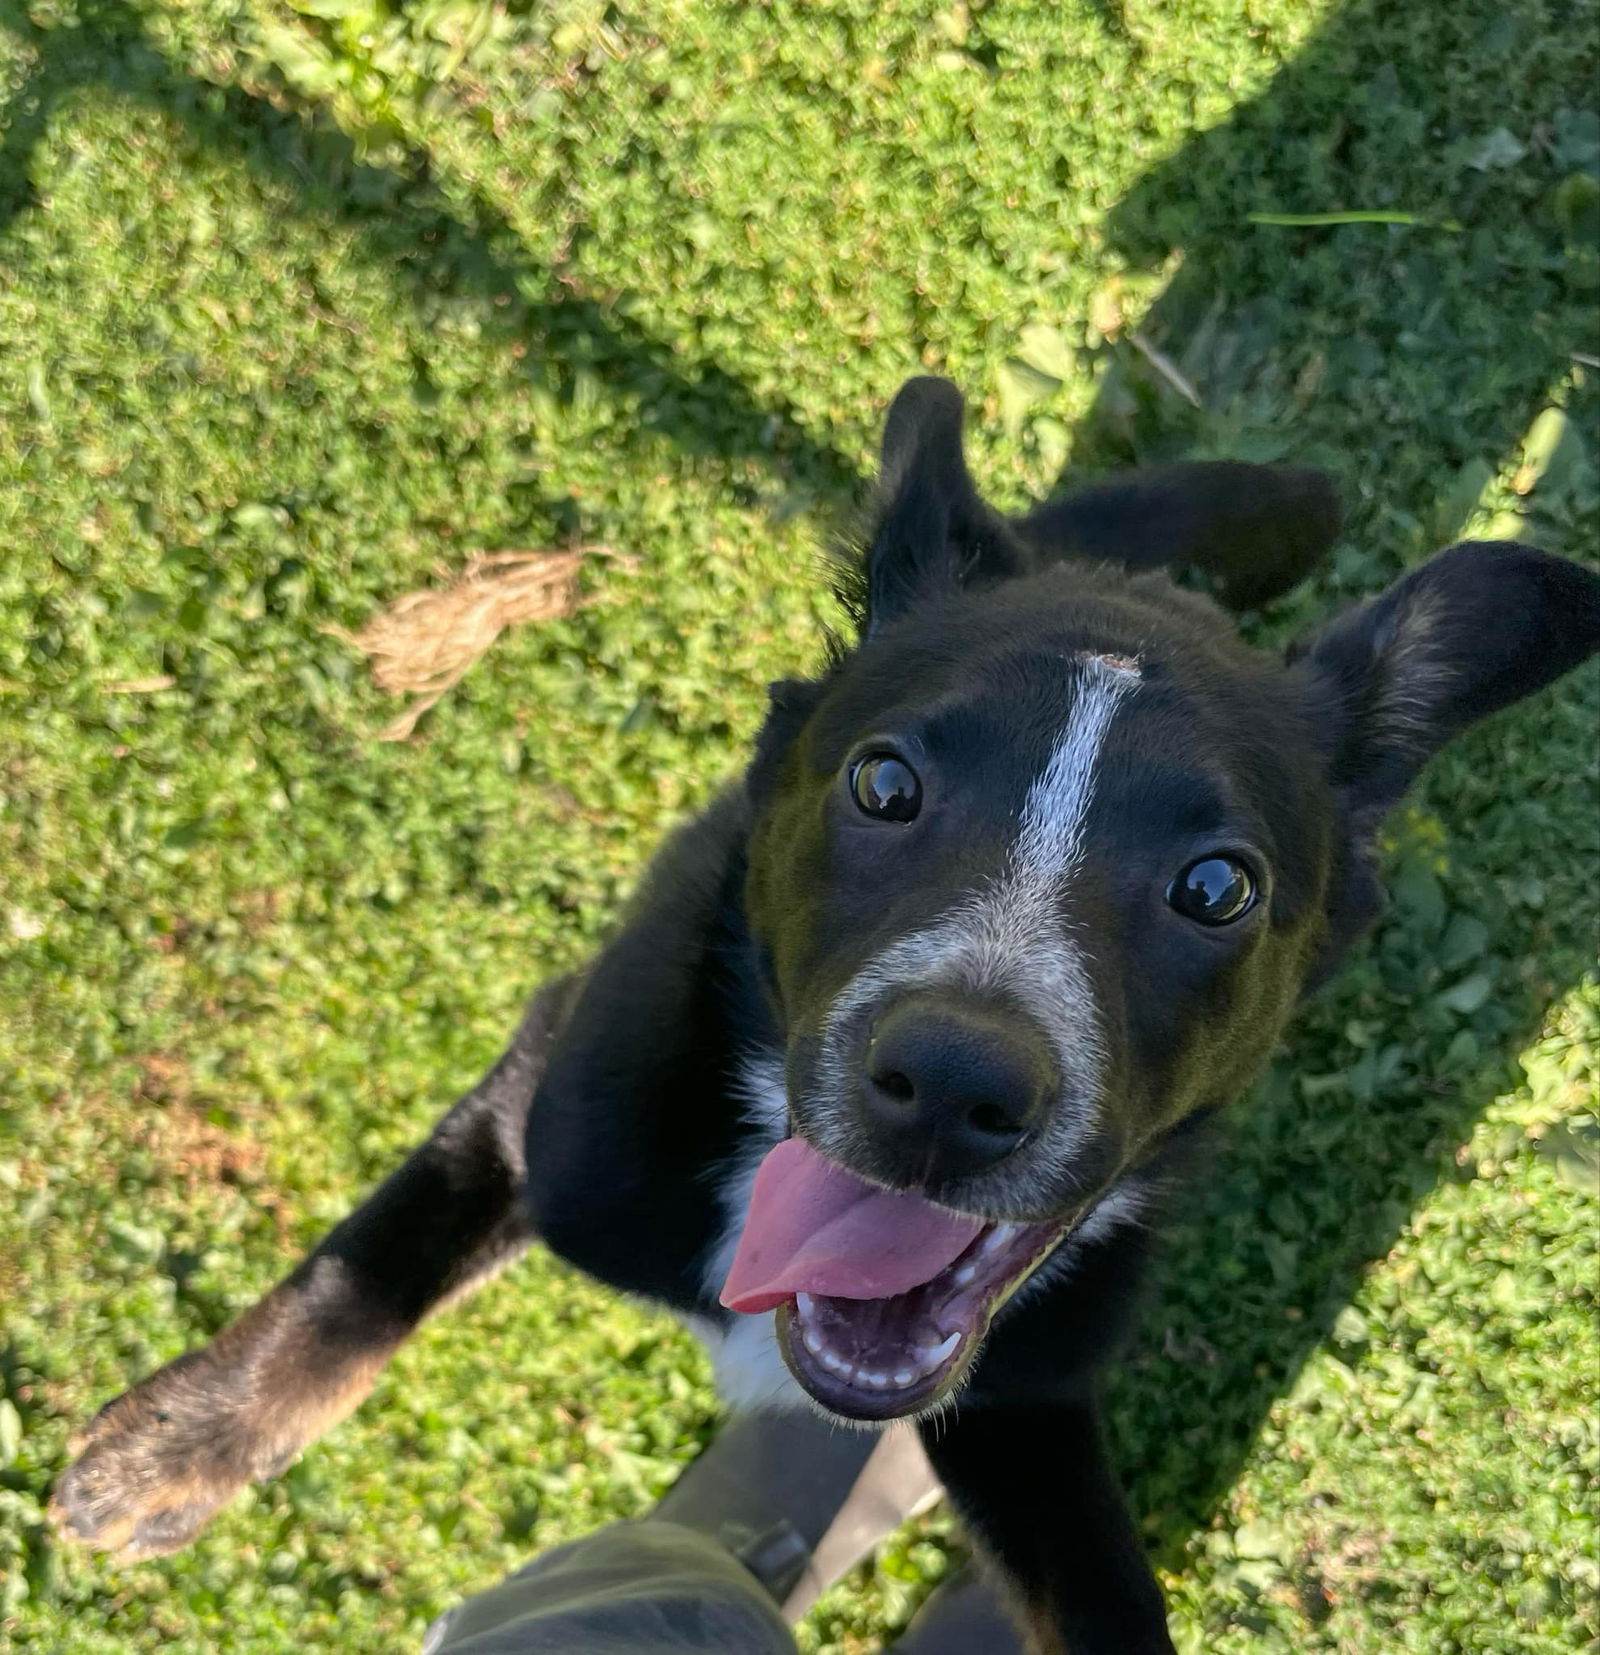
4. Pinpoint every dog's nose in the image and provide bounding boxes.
[862,998,1054,1184]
